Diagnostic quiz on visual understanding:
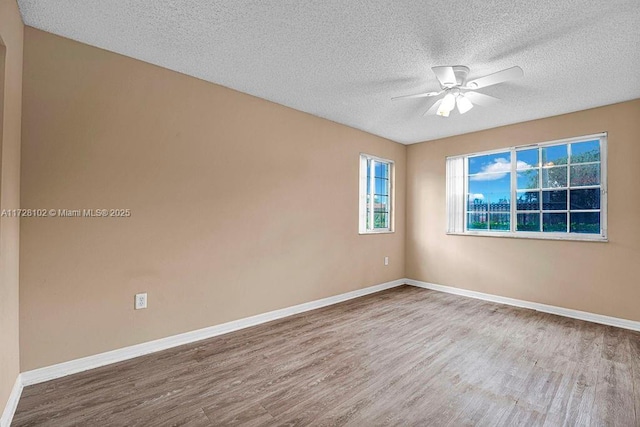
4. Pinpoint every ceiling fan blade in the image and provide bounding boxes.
[431,66,457,87]
[391,90,442,101]
[423,99,443,116]
[464,66,523,89]
[464,91,500,107]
